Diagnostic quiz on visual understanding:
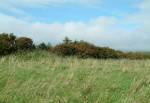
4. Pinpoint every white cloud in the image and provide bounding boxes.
[0,13,133,50]
[0,0,150,51]
[0,14,122,42]
[0,13,111,43]
[126,0,150,24]
[123,0,150,51]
